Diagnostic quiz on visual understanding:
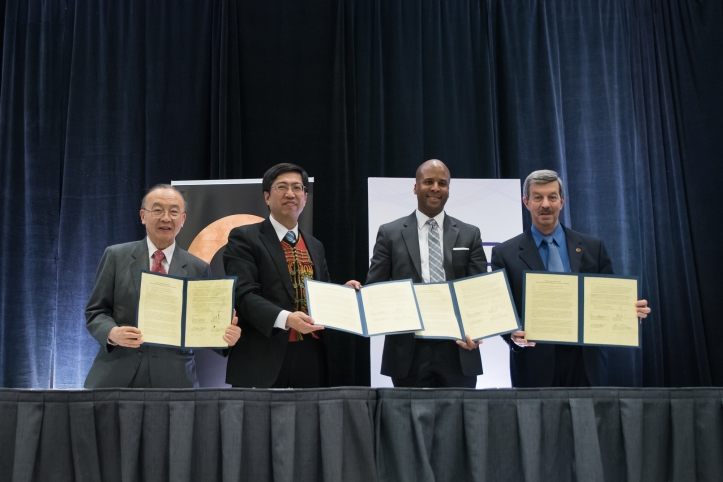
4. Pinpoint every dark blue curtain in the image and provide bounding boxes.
[1,0,721,388]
